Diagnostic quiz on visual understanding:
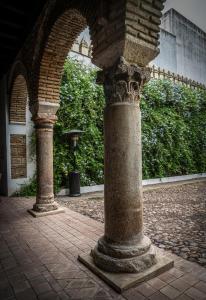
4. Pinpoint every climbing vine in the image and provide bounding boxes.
[16,58,206,196]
